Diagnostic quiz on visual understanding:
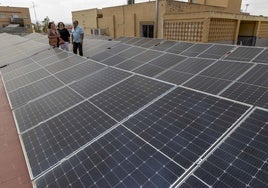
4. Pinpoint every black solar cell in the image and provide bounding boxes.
[22,101,117,178]
[124,87,250,168]
[35,126,184,188]
[182,108,268,188]
[89,75,173,121]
